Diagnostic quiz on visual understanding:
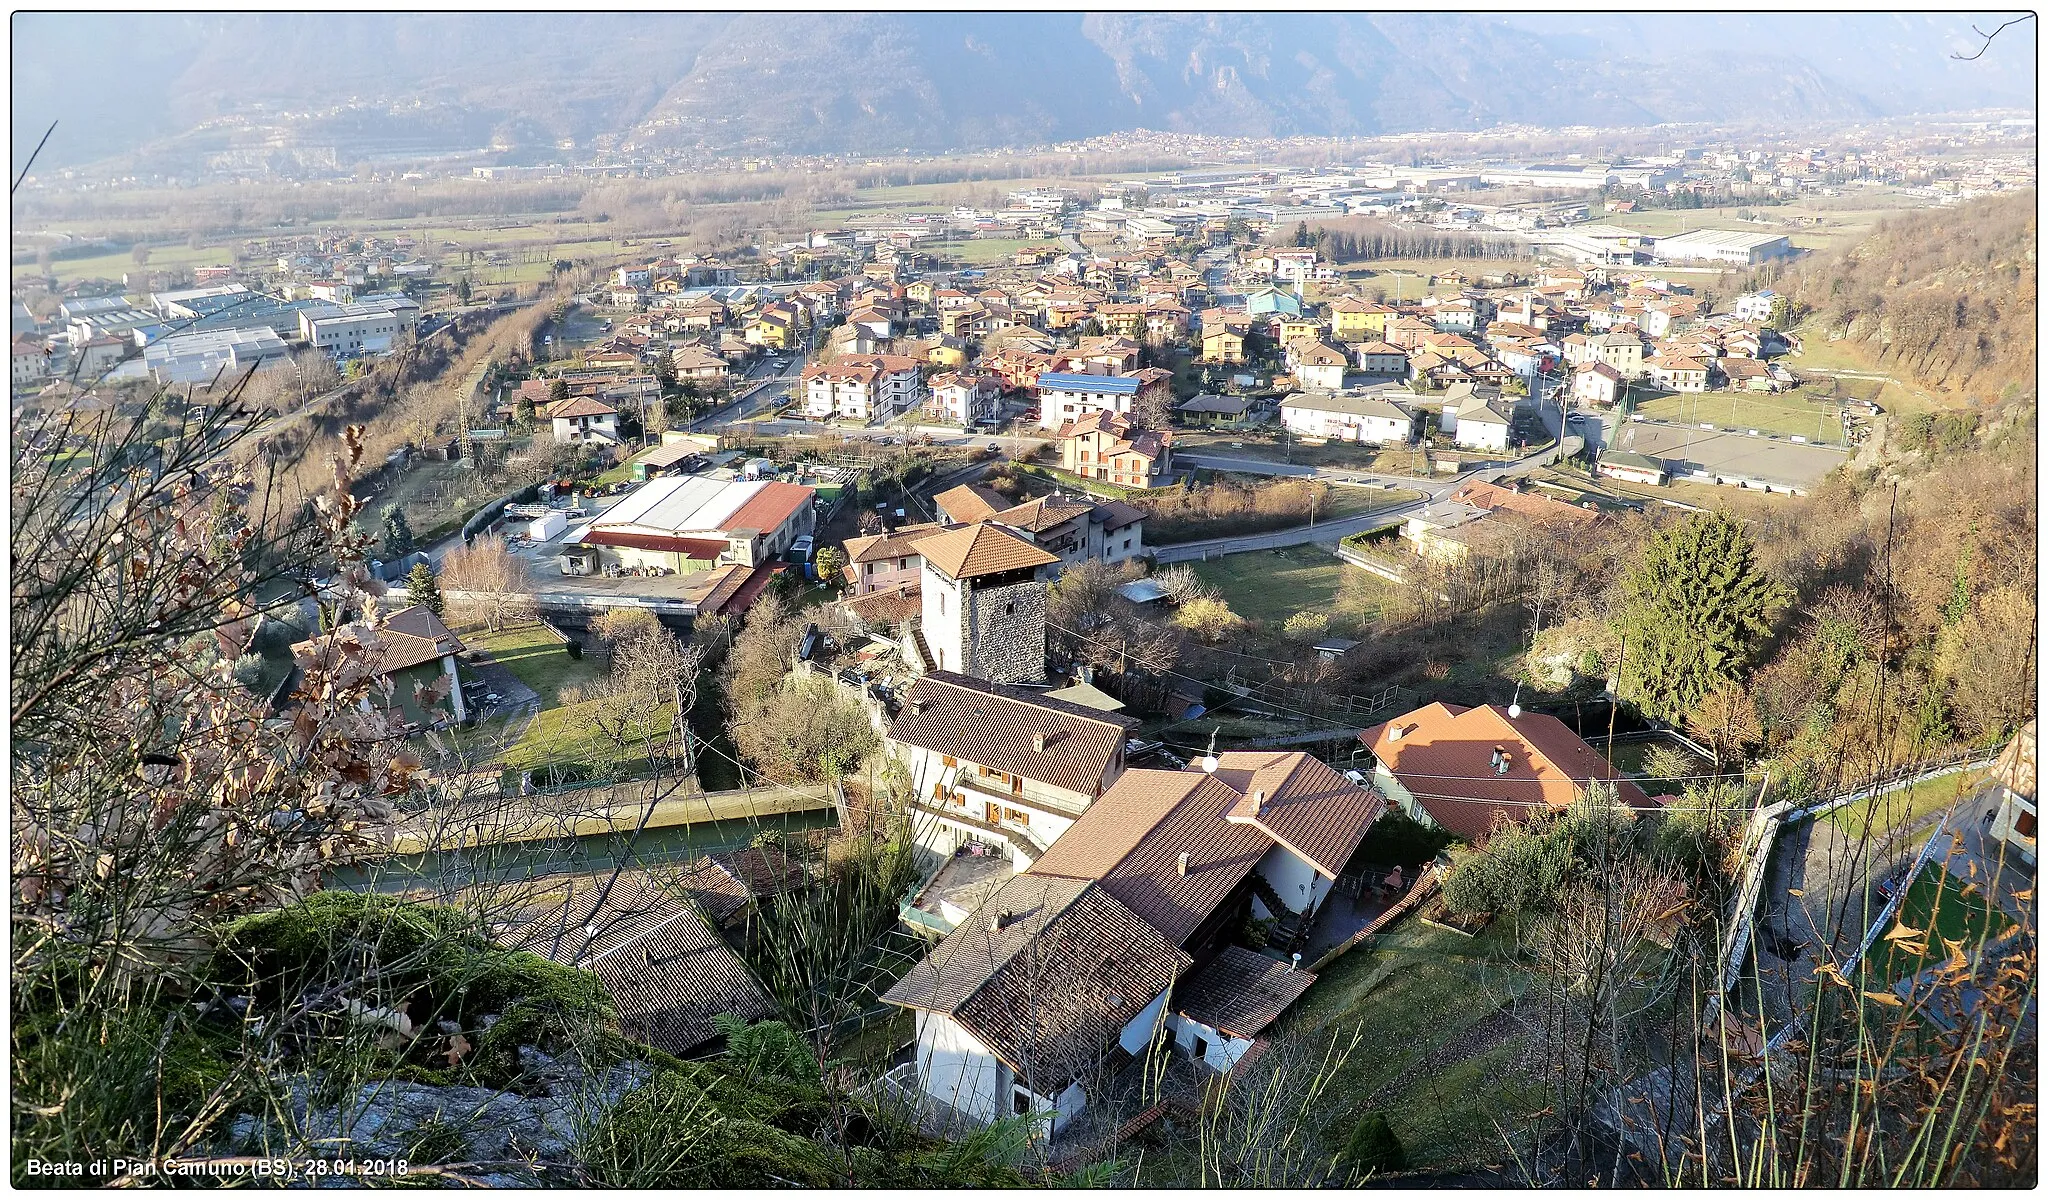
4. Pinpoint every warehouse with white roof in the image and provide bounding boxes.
[1650,229,1796,265]
[562,475,817,576]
